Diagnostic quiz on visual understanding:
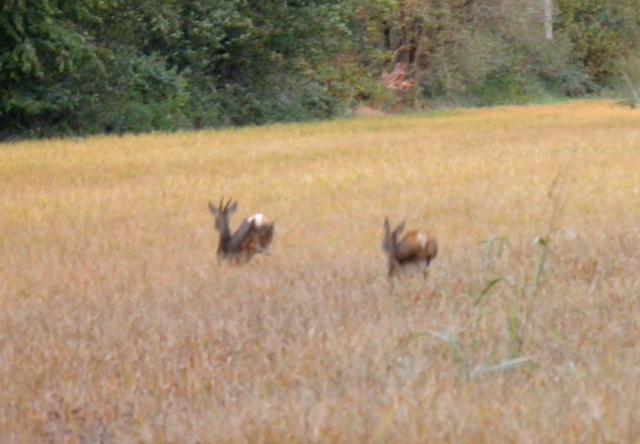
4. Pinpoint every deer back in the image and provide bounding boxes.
[395,230,438,265]
[245,214,275,251]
